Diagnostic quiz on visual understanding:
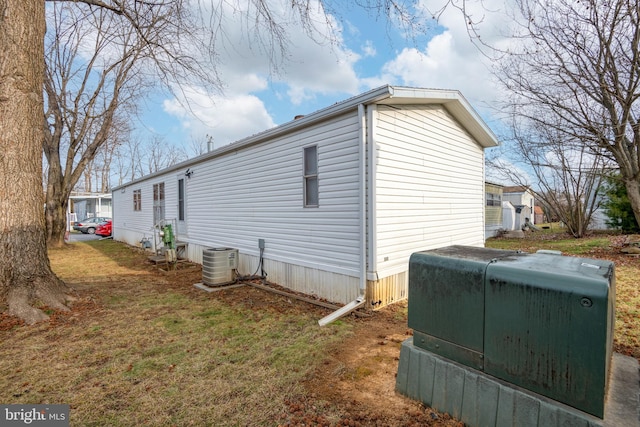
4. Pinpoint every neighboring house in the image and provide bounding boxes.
[112,85,499,310]
[69,192,112,224]
[590,208,609,230]
[589,181,617,230]
[502,201,516,231]
[503,186,536,230]
[485,182,504,239]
